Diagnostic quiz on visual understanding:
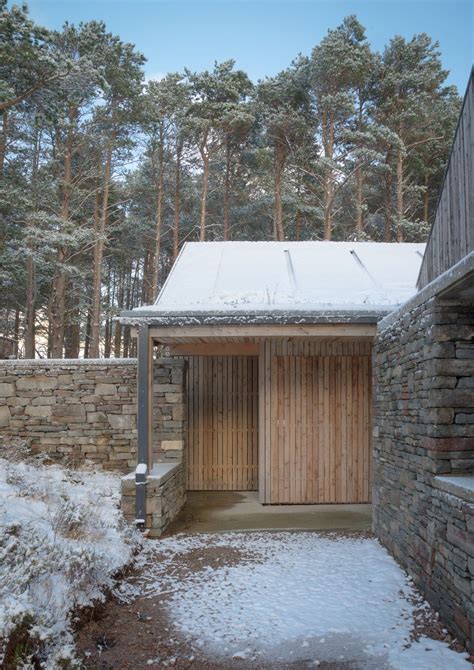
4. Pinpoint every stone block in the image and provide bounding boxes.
[0,383,15,397]
[17,376,57,391]
[31,396,56,406]
[52,405,85,422]
[165,393,182,403]
[0,404,11,425]
[457,377,474,389]
[455,413,474,424]
[429,389,474,408]
[447,523,474,559]
[153,383,182,393]
[172,405,184,421]
[88,412,108,423]
[161,439,183,451]
[95,383,117,395]
[25,405,52,417]
[109,414,135,430]
[6,397,28,406]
